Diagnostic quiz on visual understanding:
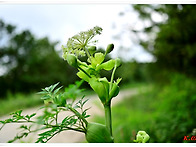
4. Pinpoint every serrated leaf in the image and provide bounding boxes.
[37,91,48,95]
[53,86,63,95]
[25,115,30,120]
[16,110,23,116]
[50,82,60,92]
[0,120,5,124]
[20,125,28,130]
[62,116,69,124]
[84,115,90,118]
[30,113,36,118]
[82,98,89,107]
[41,95,51,100]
